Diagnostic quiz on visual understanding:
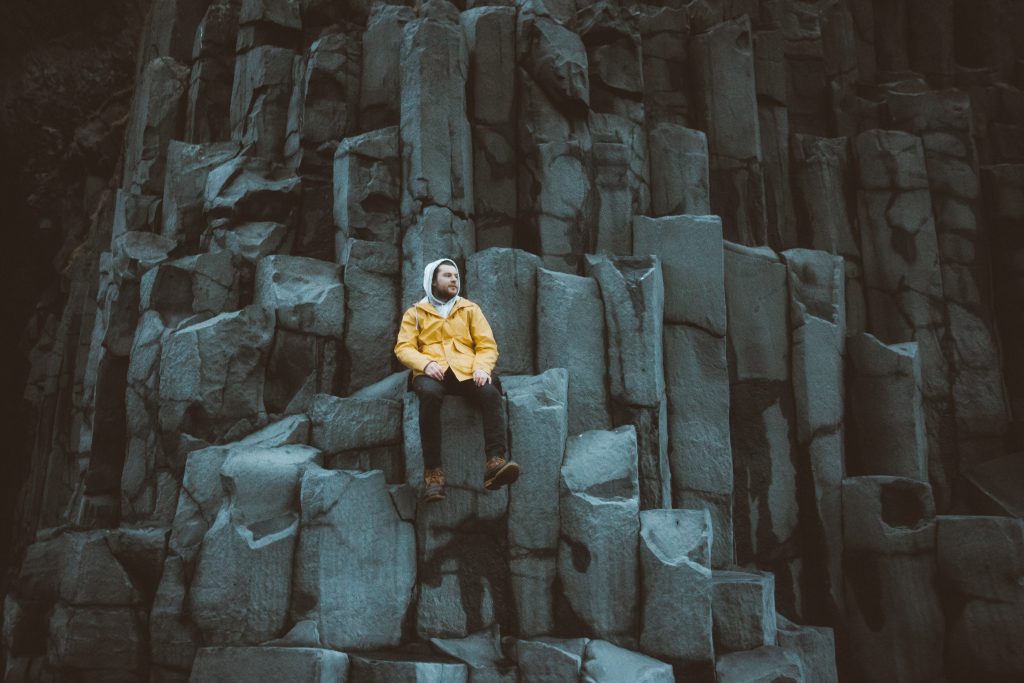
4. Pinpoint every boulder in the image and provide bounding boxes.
[712,570,777,653]
[559,426,639,647]
[638,509,714,672]
[293,468,415,650]
[191,647,349,682]
[647,124,710,216]
[255,254,344,338]
[466,248,541,376]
